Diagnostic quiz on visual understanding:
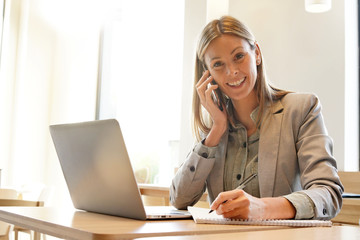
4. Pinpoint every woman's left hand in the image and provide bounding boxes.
[210,189,296,220]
